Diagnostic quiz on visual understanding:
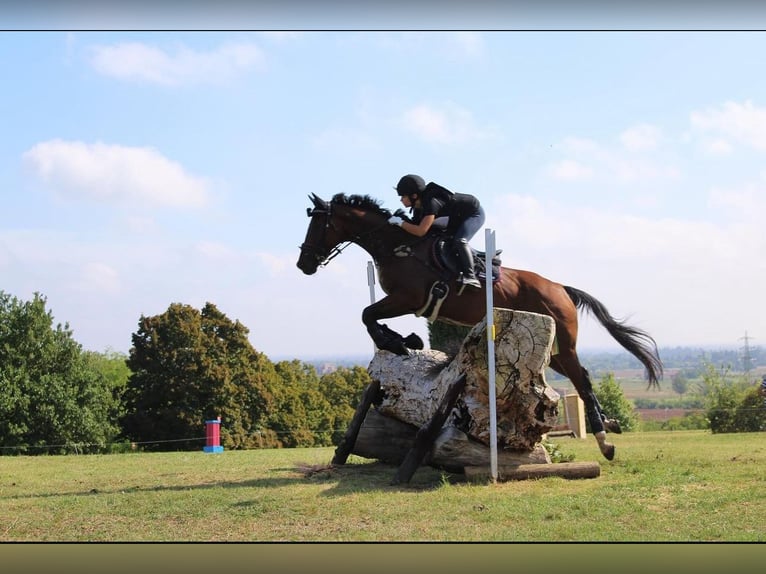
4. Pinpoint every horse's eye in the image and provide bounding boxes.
[306,208,313,217]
